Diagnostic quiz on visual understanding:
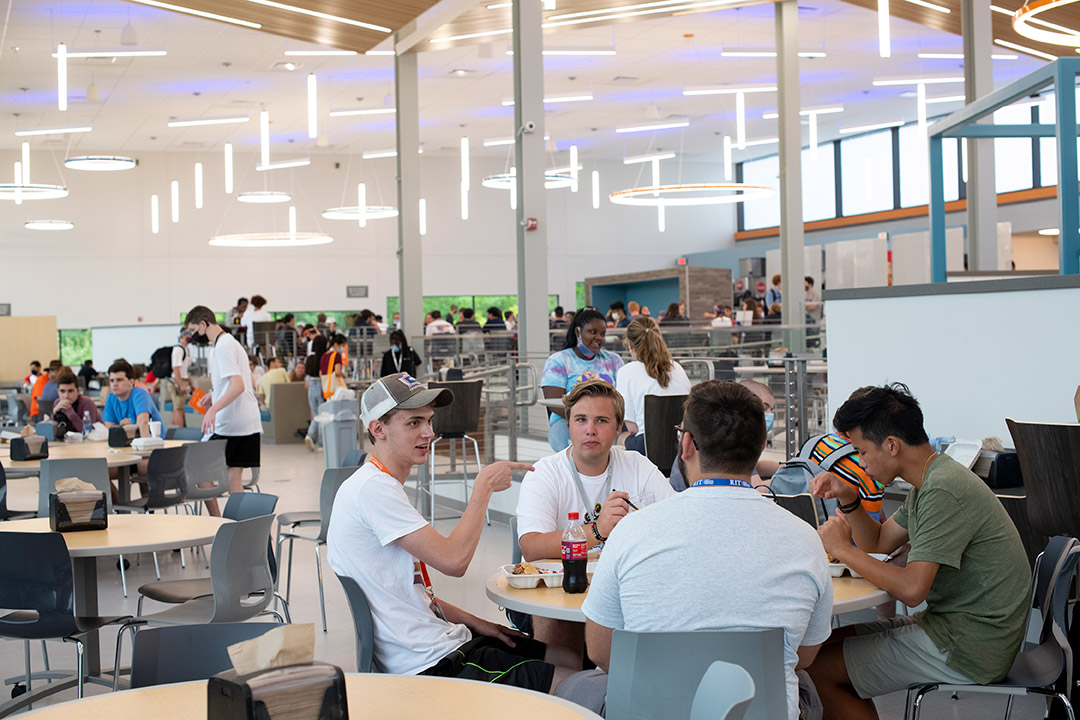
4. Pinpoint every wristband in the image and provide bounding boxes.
[838,497,862,514]
[590,522,607,543]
